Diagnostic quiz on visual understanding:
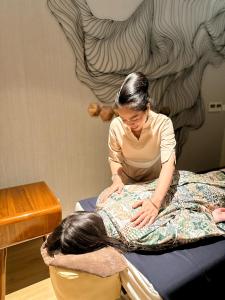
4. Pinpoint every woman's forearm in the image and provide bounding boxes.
[109,160,123,181]
[151,154,175,208]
